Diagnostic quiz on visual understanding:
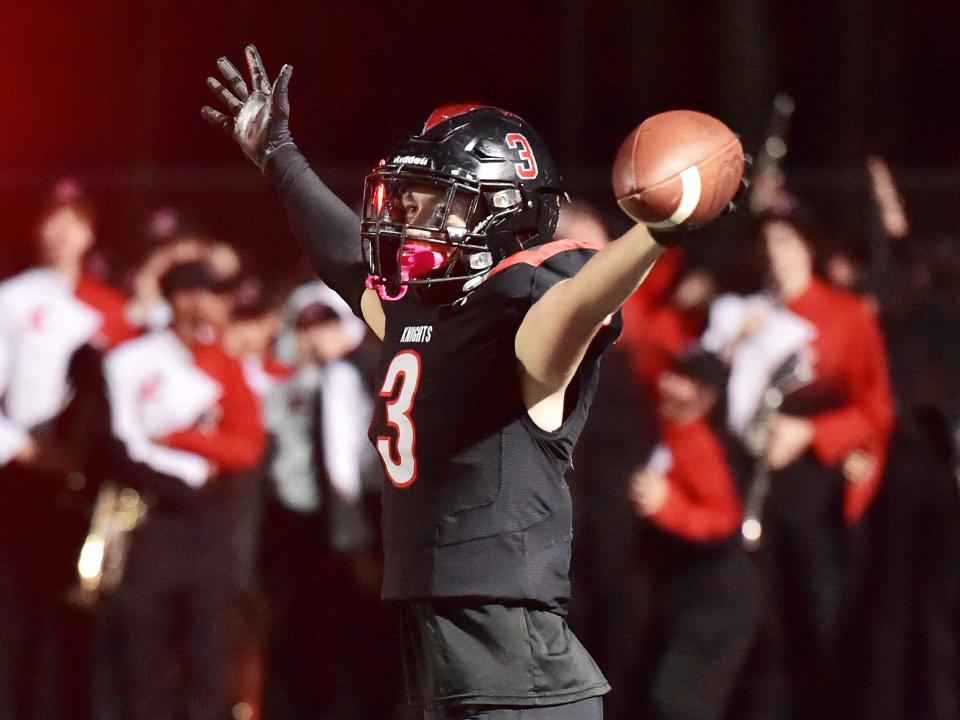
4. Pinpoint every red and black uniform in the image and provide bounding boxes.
[782,278,893,523]
[368,239,620,711]
[265,136,614,716]
[762,278,893,719]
